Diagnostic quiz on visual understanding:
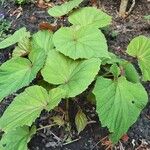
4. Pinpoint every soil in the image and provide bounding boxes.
[0,0,150,150]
